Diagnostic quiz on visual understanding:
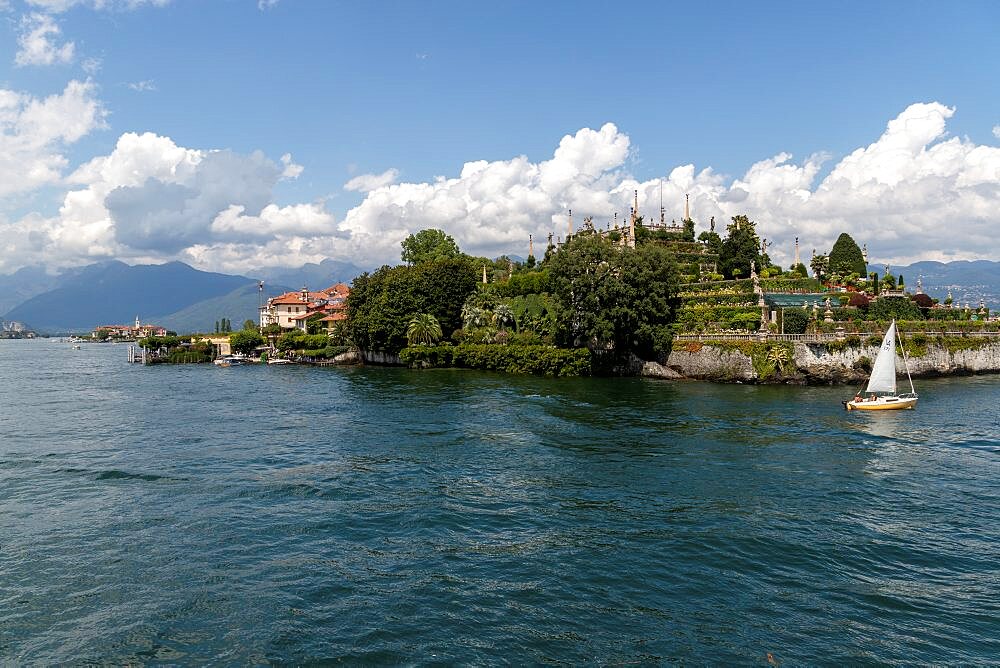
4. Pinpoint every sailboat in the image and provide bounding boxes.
[844,320,918,411]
